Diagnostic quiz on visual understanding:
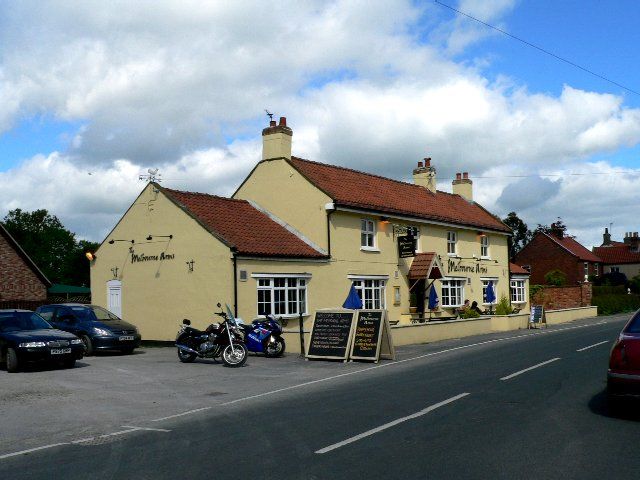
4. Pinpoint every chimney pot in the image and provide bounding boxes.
[279,116,287,126]
[456,172,462,180]
[270,120,276,127]
[462,172,469,179]
[424,157,431,167]
[417,161,423,168]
